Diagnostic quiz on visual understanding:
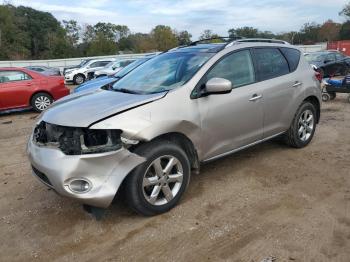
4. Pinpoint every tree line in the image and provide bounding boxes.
[1,3,350,60]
